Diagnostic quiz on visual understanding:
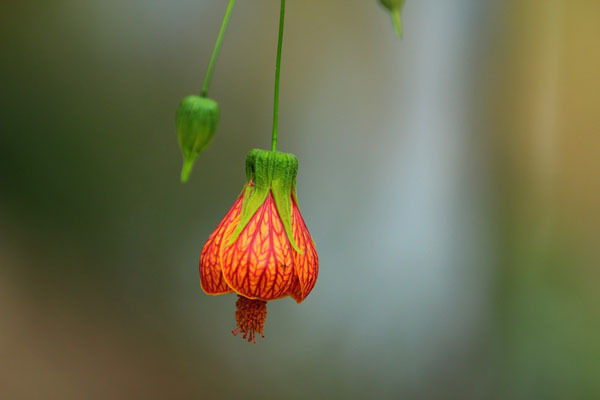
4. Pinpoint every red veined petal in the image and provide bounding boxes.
[288,276,304,303]
[220,193,295,301]
[290,197,318,303]
[199,194,243,295]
